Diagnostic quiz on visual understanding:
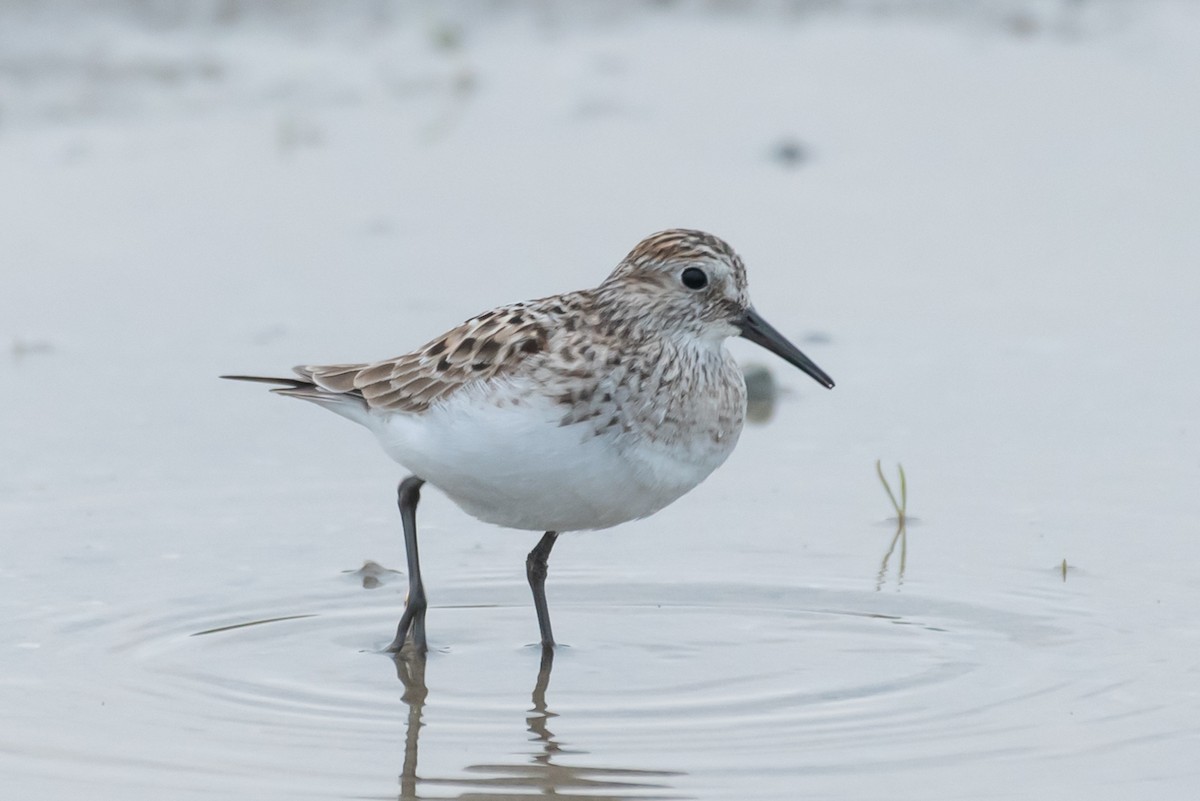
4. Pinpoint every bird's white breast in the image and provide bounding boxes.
[366,378,741,532]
